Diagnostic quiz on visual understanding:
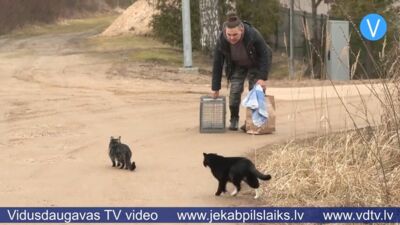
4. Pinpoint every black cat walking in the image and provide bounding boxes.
[203,153,271,199]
